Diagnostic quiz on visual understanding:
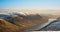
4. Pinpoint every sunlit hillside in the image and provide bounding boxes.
[0,19,21,32]
[0,13,49,32]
